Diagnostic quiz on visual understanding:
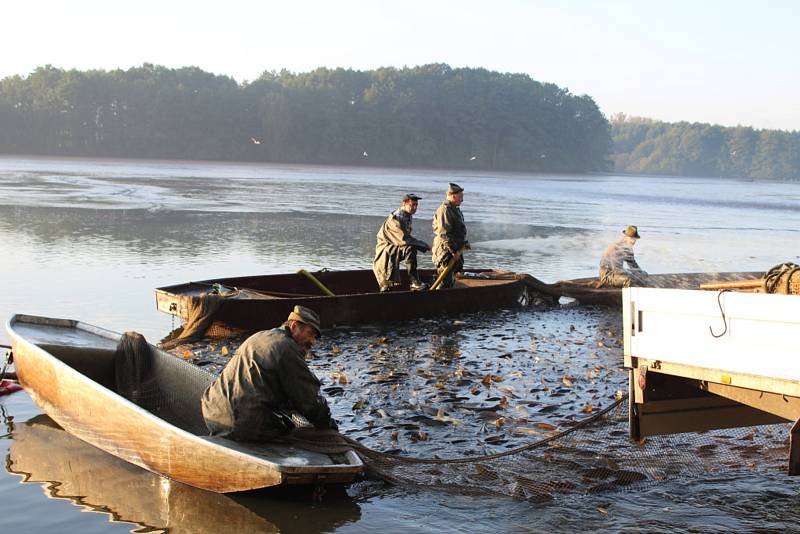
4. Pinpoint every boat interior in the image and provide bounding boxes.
[10,315,363,471]
[157,268,519,299]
